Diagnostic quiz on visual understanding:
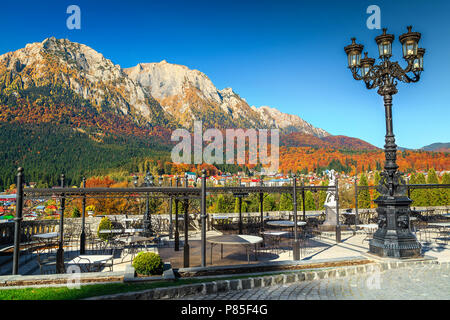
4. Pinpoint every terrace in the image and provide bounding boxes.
[1,172,449,291]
